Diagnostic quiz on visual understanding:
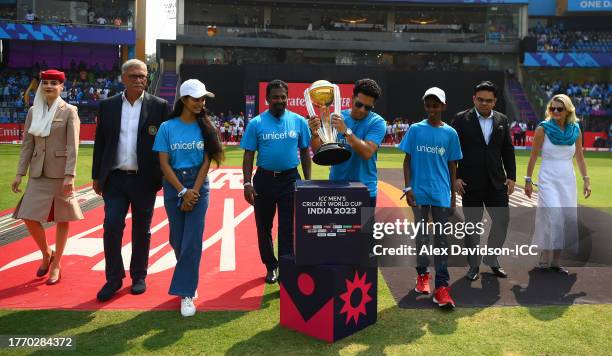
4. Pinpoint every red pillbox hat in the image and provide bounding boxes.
[40,69,66,83]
